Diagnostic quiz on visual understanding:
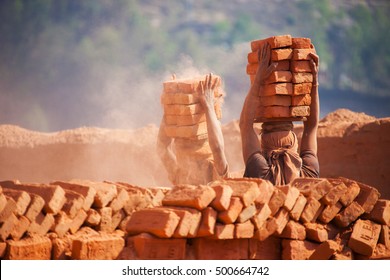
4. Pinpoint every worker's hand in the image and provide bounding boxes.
[199,73,219,110]
[309,52,319,85]
[253,42,278,90]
